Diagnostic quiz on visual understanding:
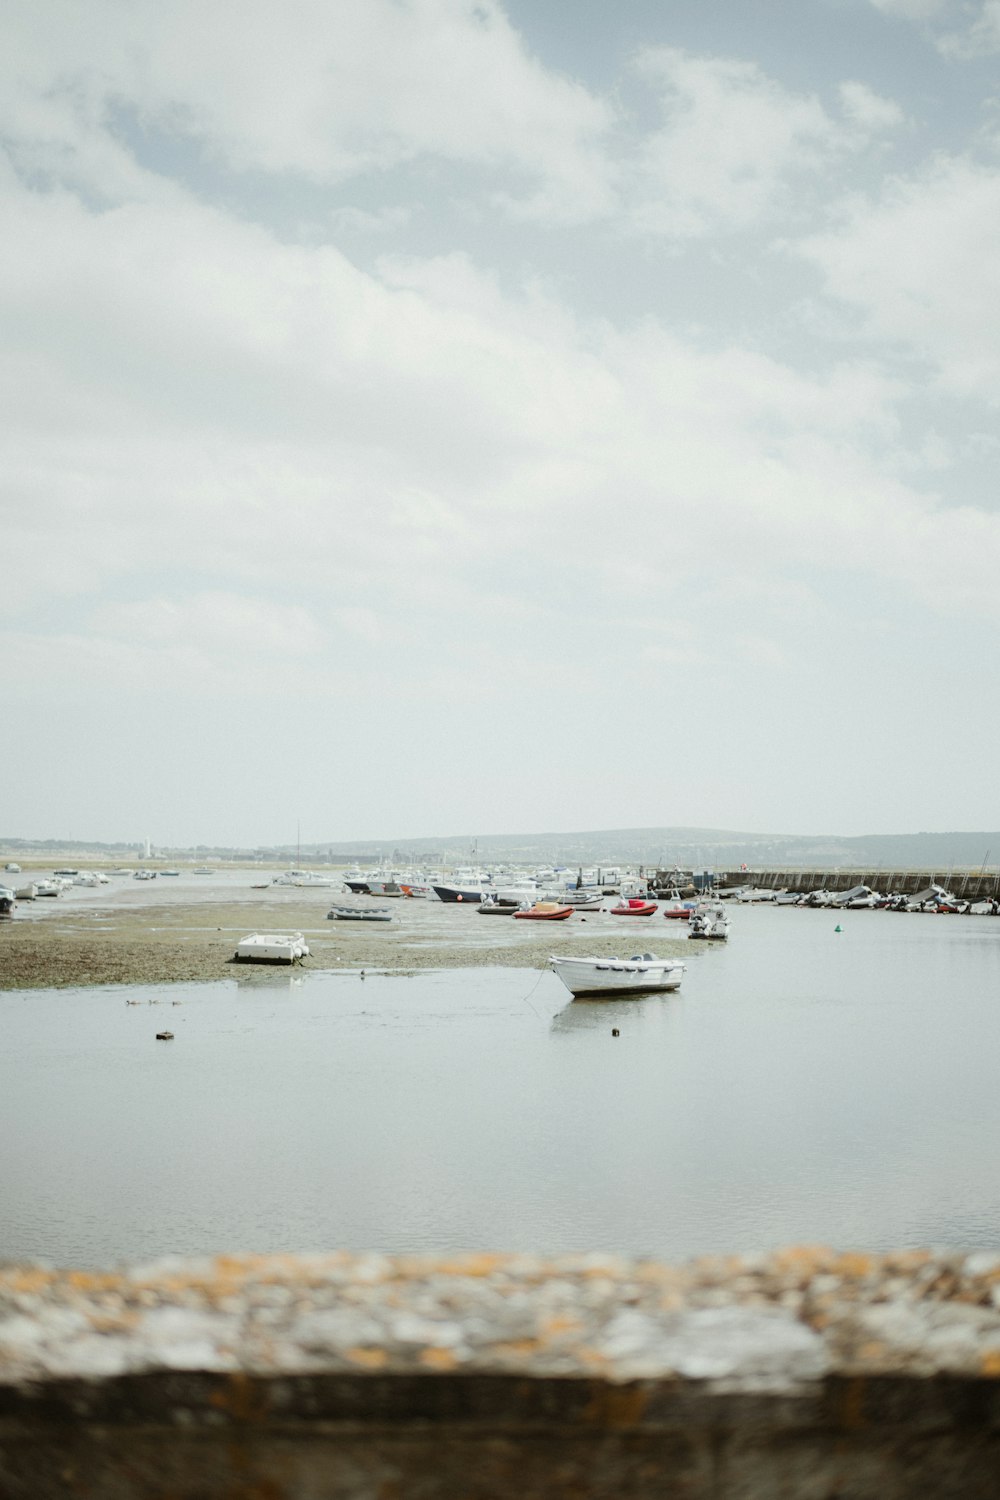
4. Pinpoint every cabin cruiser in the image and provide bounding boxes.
[550,952,685,998]
[688,902,730,940]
